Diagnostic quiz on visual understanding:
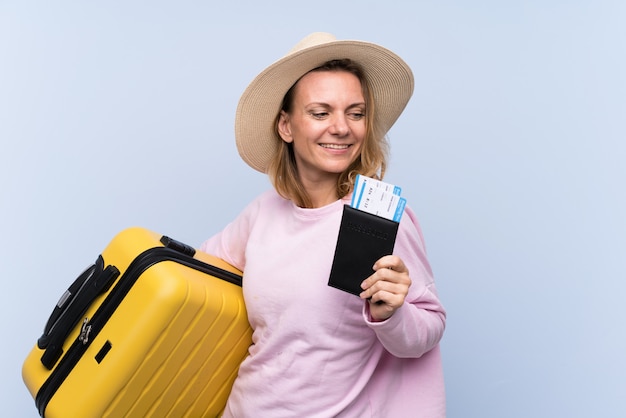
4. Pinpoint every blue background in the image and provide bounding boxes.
[2,1,624,416]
